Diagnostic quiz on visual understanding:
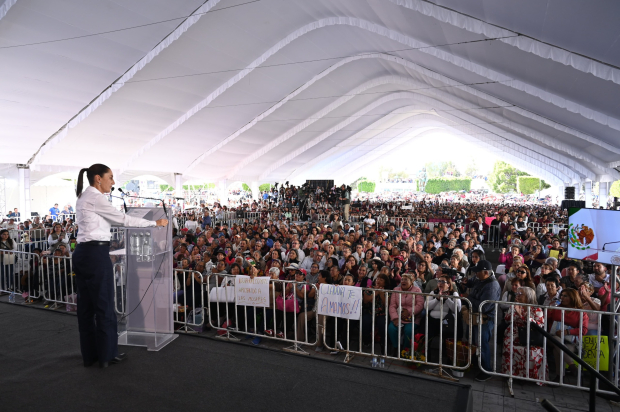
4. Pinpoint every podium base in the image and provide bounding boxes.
[118,331,178,352]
